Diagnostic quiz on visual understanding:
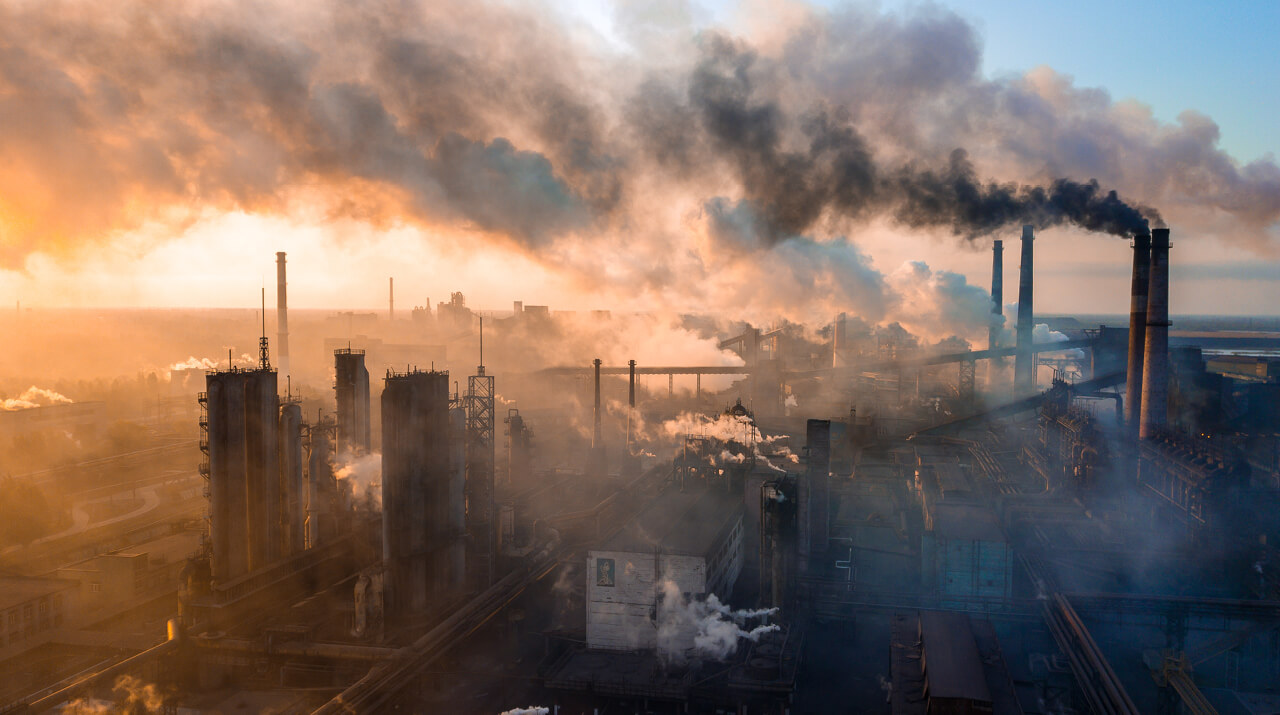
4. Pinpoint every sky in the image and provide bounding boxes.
[1,0,1277,321]
[836,0,1279,163]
